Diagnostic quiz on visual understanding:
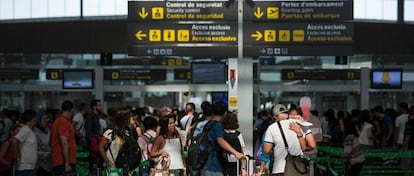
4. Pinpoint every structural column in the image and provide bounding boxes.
[228,58,254,156]
[360,67,370,110]
[94,67,104,103]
